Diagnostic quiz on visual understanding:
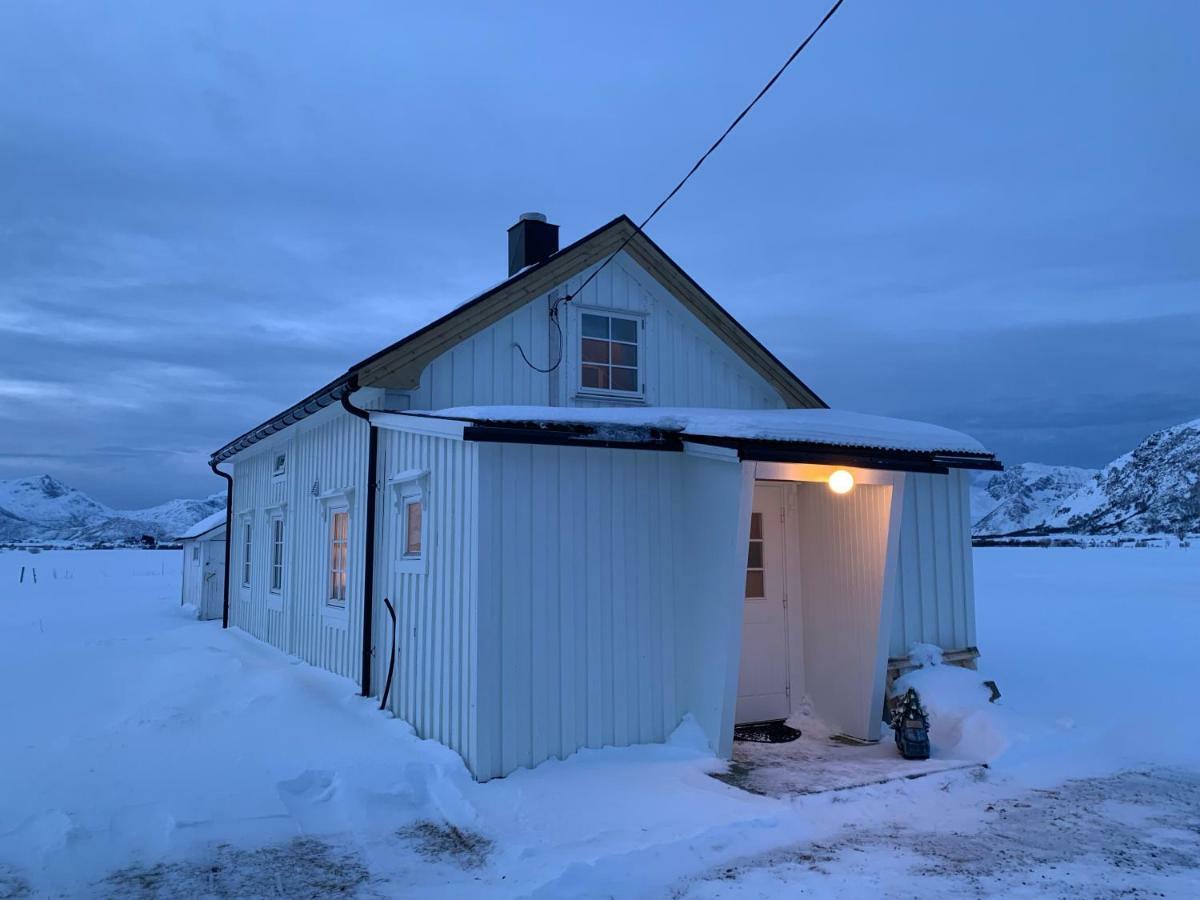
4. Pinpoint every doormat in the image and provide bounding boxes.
[734,722,802,743]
